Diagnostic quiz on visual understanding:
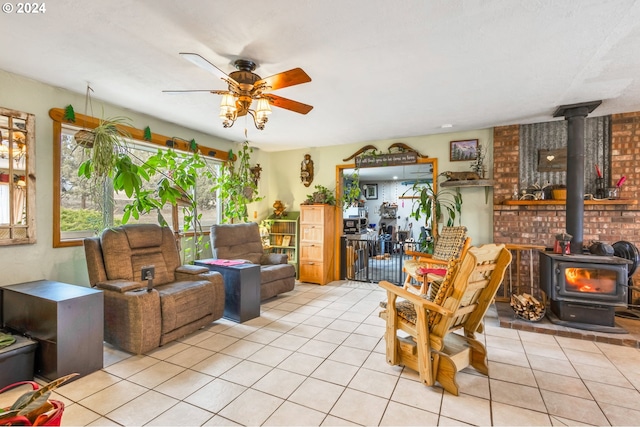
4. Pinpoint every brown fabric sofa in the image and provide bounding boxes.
[210,222,296,300]
[84,224,225,354]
